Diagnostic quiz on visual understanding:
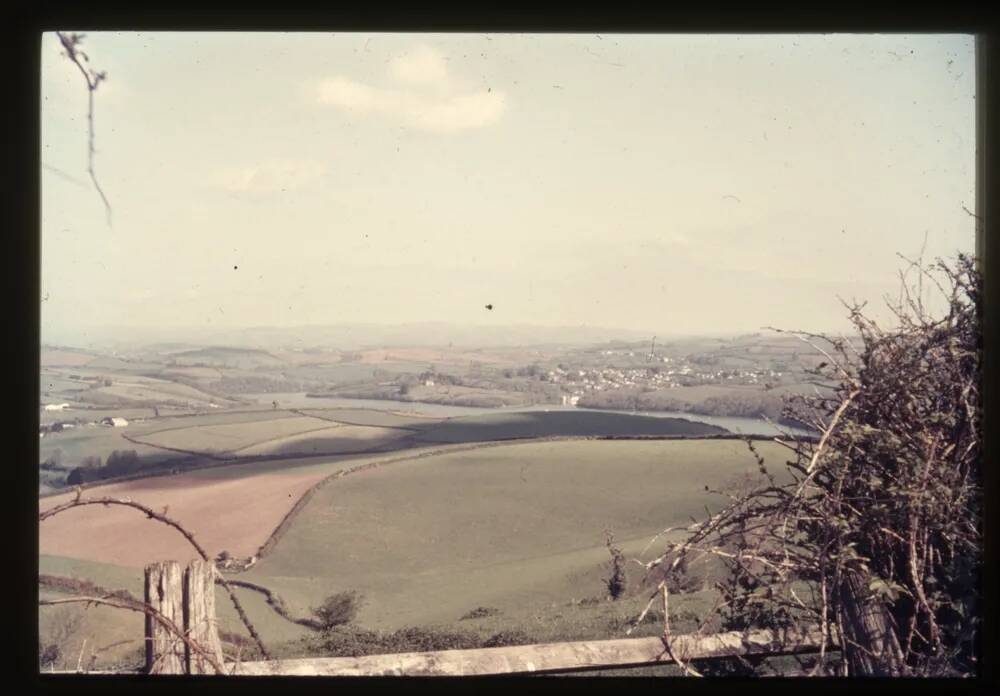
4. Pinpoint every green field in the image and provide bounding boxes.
[39,555,314,669]
[137,415,335,455]
[234,425,414,457]
[39,409,336,476]
[39,426,181,469]
[246,439,779,631]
